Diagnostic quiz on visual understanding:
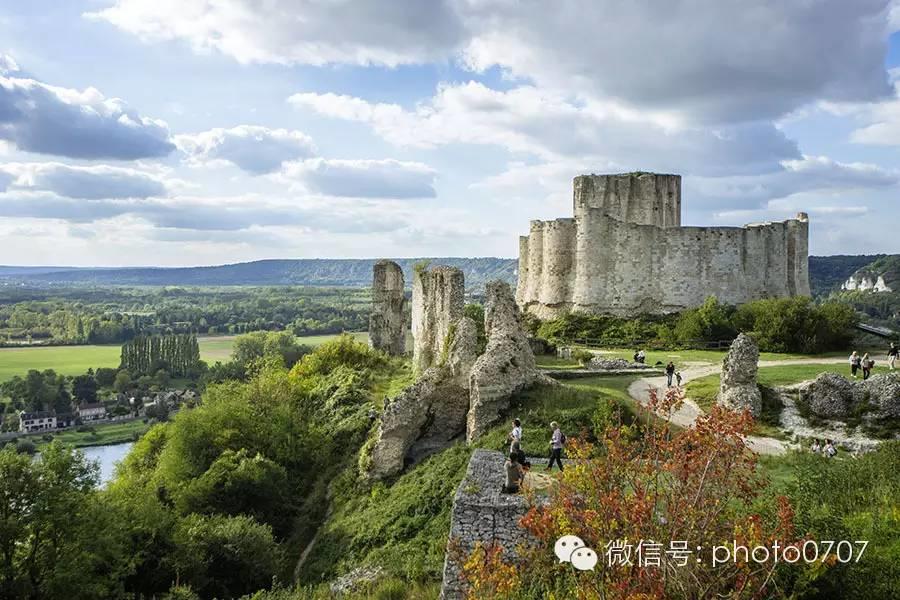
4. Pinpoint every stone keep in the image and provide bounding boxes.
[412,265,465,373]
[718,333,762,417]
[516,172,811,317]
[467,280,543,442]
[369,260,406,355]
